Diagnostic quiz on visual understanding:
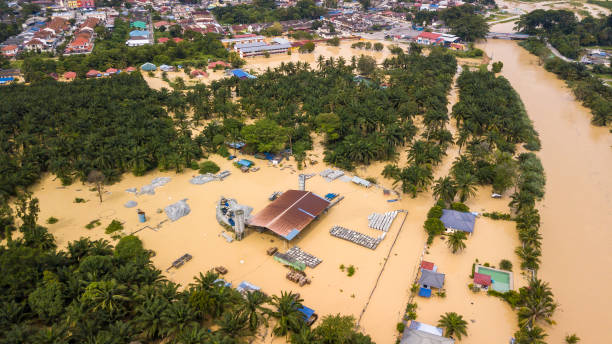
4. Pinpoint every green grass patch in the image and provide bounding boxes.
[587,0,612,10]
